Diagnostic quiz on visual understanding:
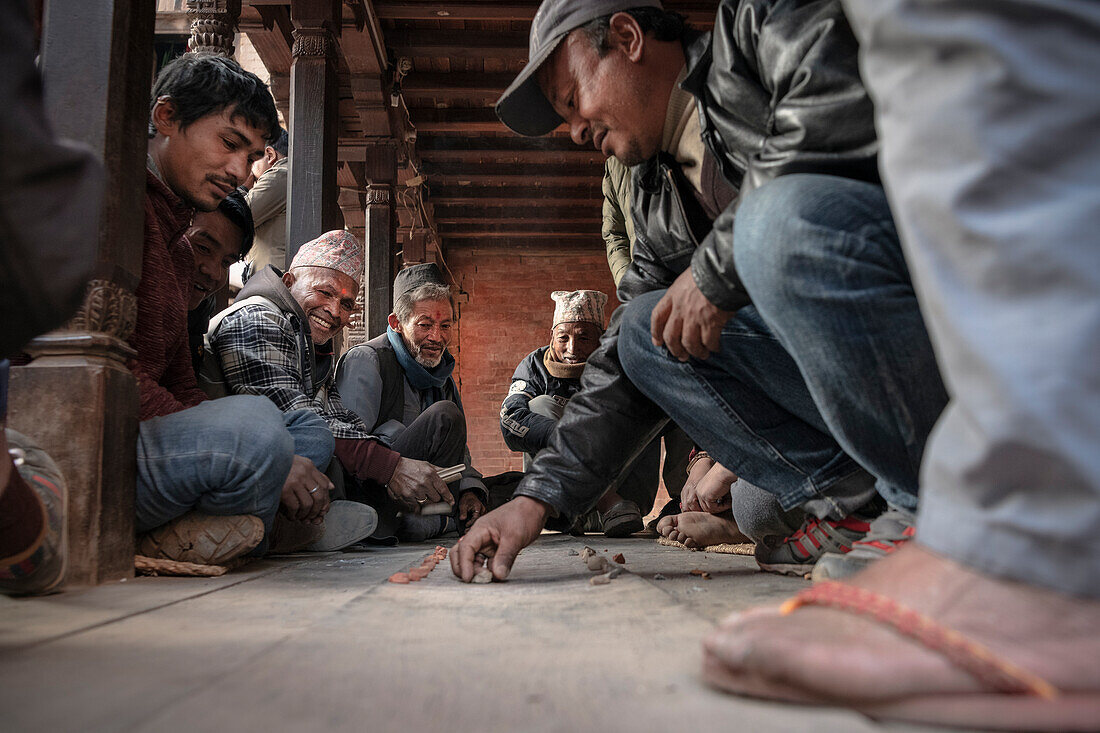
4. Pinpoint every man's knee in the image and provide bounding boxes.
[215,396,294,471]
[284,408,335,469]
[734,174,887,305]
[528,394,564,421]
[214,395,284,433]
[618,290,665,382]
[422,400,466,439]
